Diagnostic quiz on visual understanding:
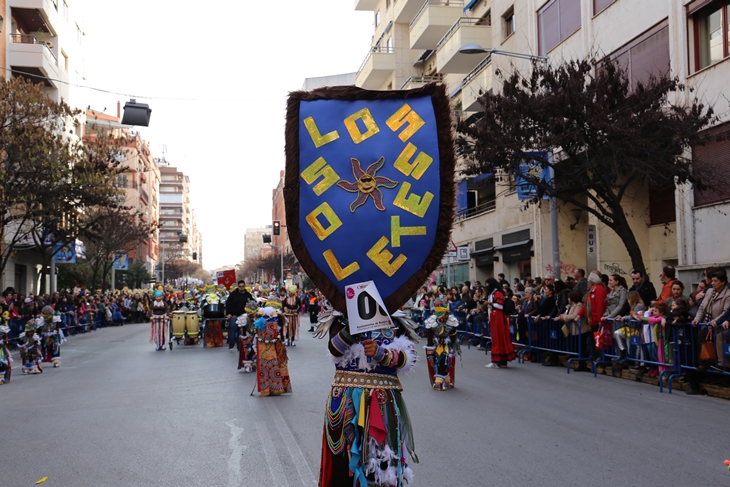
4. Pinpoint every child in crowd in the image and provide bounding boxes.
[645,303,668,377]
